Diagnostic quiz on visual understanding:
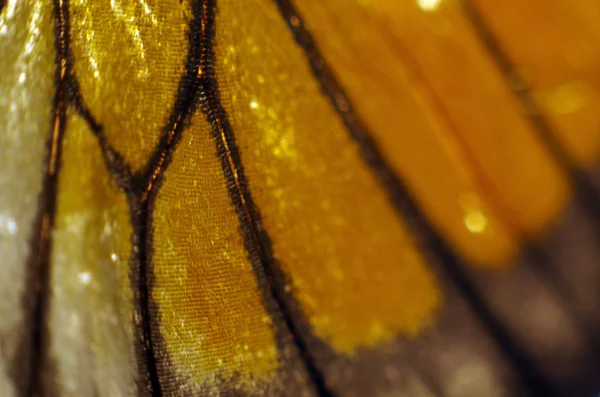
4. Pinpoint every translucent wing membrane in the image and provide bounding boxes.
[1,0,600,396]
[0,1,55,395]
